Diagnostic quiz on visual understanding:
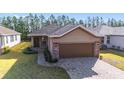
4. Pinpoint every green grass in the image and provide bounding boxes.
[0,42,70,79]
[100,49,124,71]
